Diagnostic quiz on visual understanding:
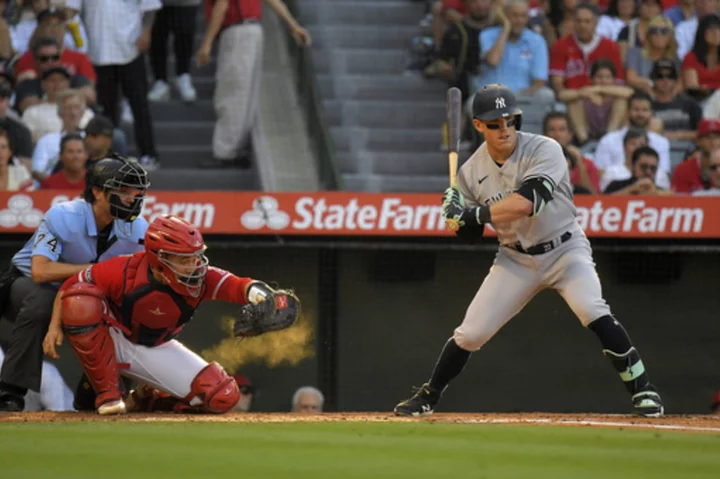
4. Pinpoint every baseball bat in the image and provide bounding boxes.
[445,87,462,231]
